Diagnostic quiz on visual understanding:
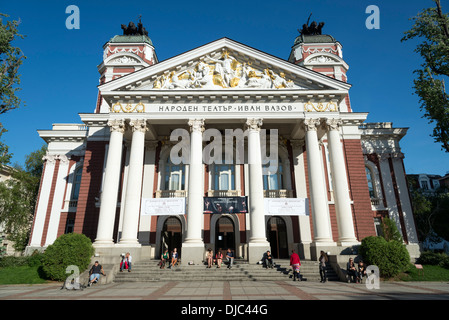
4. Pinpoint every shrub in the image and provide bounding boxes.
[41,233,94,281]
[418,251,449,269]
[360,236,410,278]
